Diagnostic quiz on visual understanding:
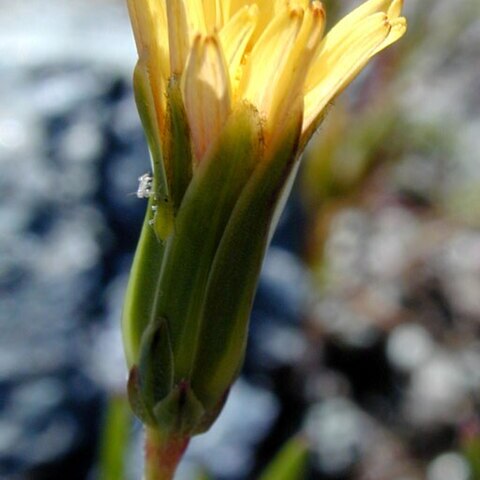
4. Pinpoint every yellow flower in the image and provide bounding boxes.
[123,0,407,448]
[127,0,406,163]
